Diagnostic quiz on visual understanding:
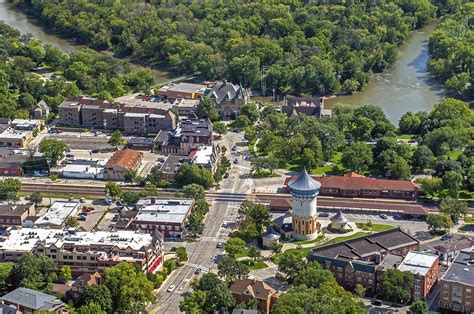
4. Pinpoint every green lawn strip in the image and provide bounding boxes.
[234,248,249,259]
[397,134,416,140]
[318,232,369,246]
[291,235,325,246]
[239,260,268,270]
[18,192,102,201]
[355,223,396,232]
[464,215,474,224]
